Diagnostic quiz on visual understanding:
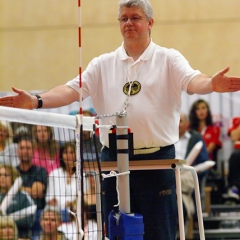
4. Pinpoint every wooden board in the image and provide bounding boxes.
[83,159,186,172]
